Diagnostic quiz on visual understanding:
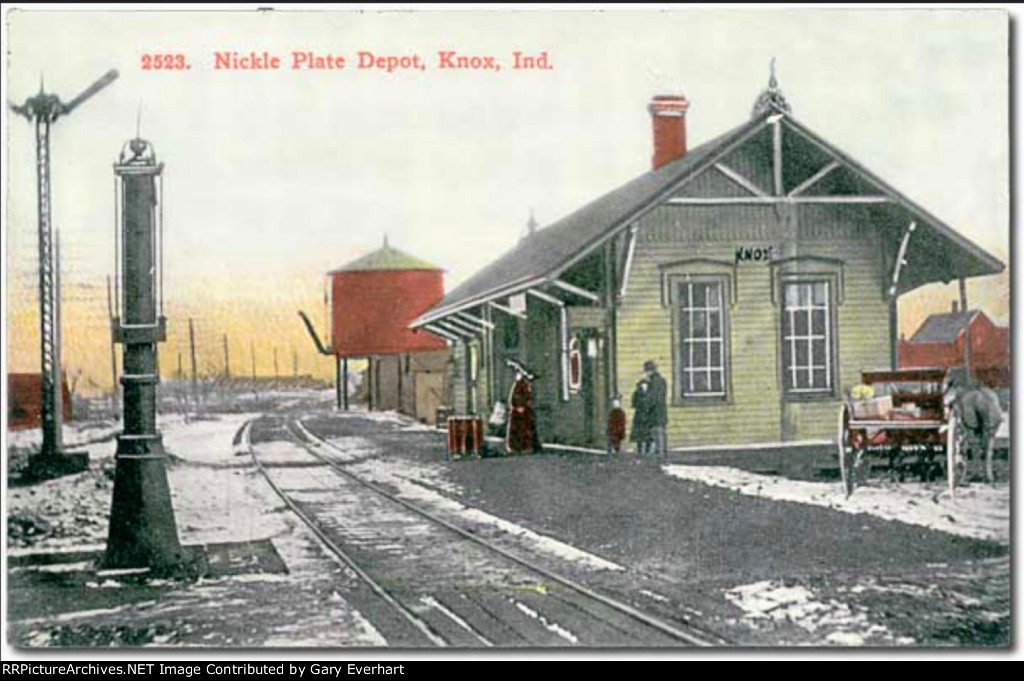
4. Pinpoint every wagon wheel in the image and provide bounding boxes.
[946,410,967,497]
[837,403,861,497]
